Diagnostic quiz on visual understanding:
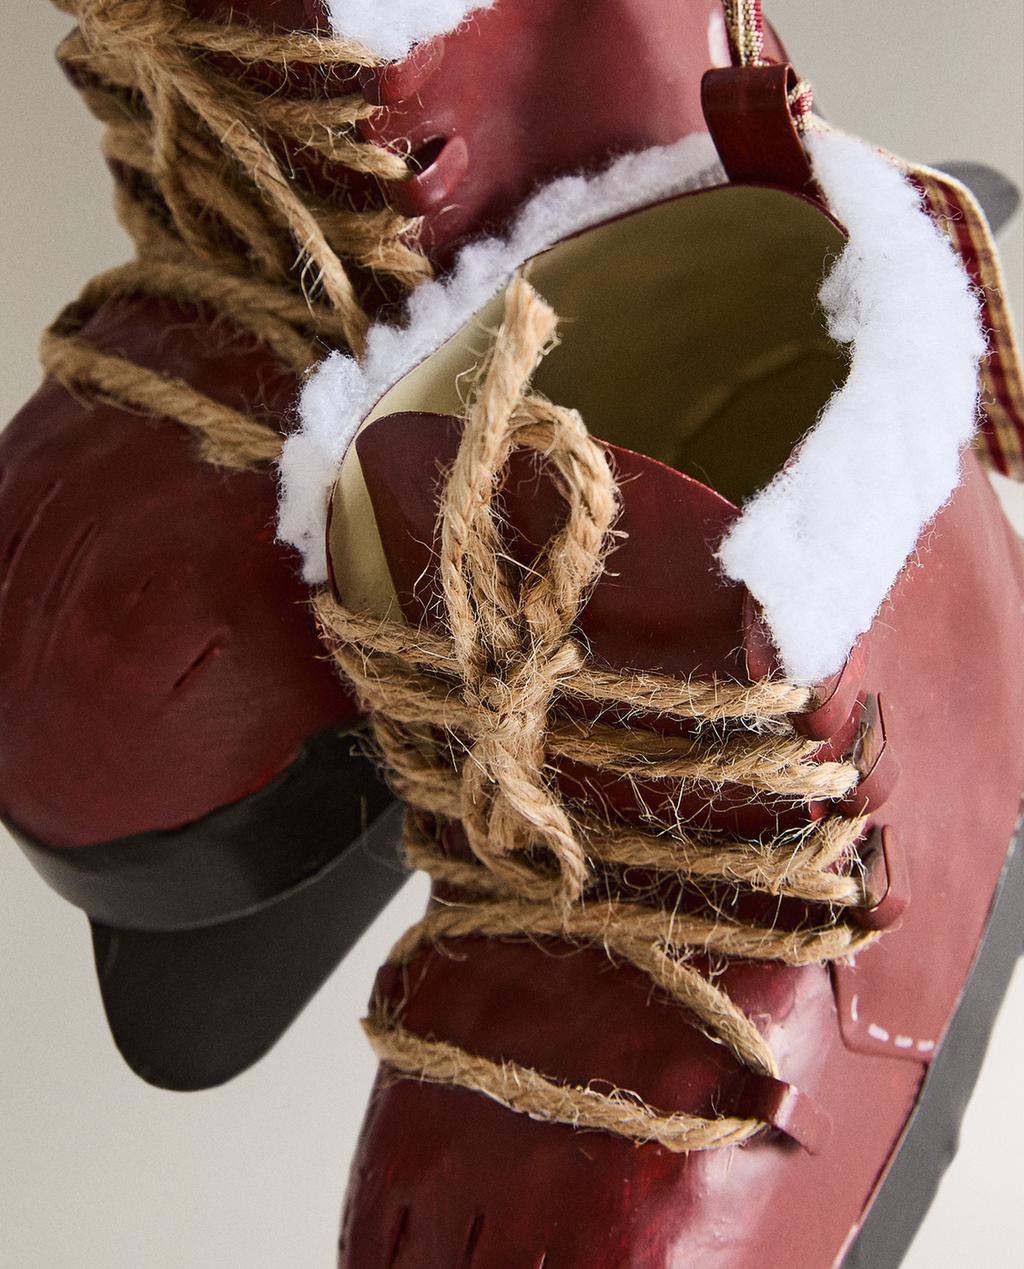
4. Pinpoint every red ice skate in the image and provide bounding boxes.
[305,40,1024,1264]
